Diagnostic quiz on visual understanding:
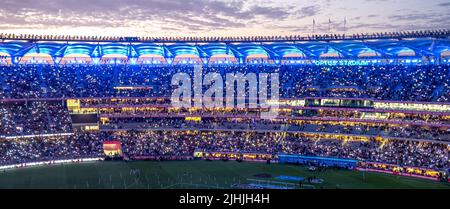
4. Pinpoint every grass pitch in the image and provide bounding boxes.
[0,160,448,189]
